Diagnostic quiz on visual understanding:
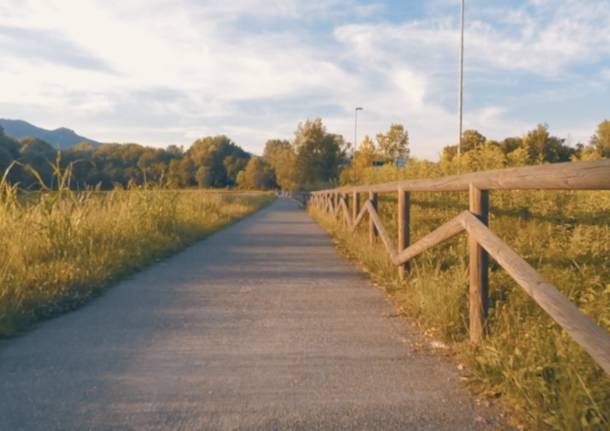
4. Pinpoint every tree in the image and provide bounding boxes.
[137,148,168,184]
[18,137,56,187]
[461,129,486,153]
[166,159,182,188]
[292,118,346,189]
[590,119,610,158]
[188,135,249,187]
[461,140,506,171]
[0,146,13,177]
[376,124,409,161]
[339,135,378,184]
[236,157,274,190]
[177,157,195,187]
[263,139,290,168]
[523,124,574,164]
[0,127,20,180]
[263,139,295,190]
[440,129,485,162]
[500,137,522,155]
[195,166,212,188]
